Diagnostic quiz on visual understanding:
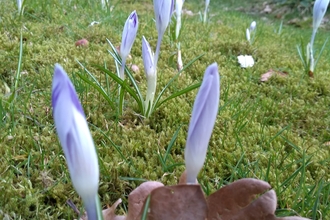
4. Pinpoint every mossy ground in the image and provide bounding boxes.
[0,0,329,219]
